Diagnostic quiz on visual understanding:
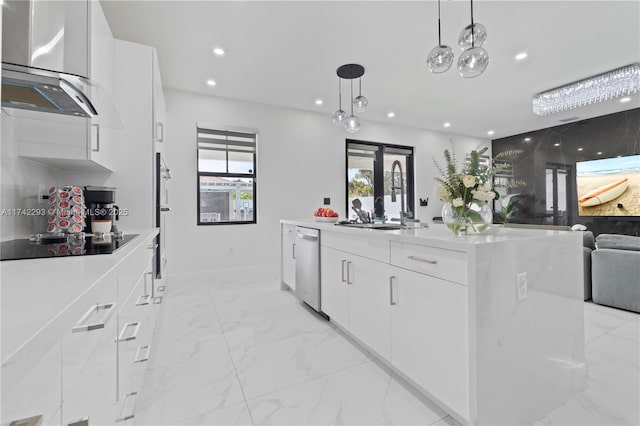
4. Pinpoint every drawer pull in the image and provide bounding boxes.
[134,345,151,363]
[153,296,163,304]
[116,322,140,342]
[157,285,165,292]
[346,261,353,285]
[9,414,42,426]
[136,294,150,306]
[72,303,116,333]
[146,244,158,250]
[407,255,437,265]
[67,417,89,426]
[341,259,347,282]
[115,391,137,422]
